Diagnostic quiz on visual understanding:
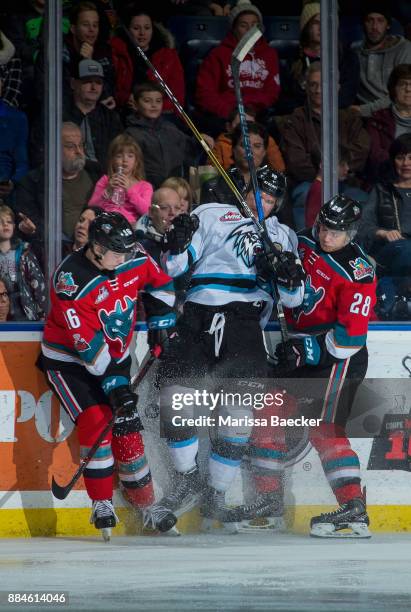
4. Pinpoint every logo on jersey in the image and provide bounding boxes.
[227,223,261,267]
[294,274,325,322]
[99,296,135,351]
[56,271,78,296]
[349,257,374,281]
[219,211,243,222]
[72,333,90,352]
[95,286,109,304]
